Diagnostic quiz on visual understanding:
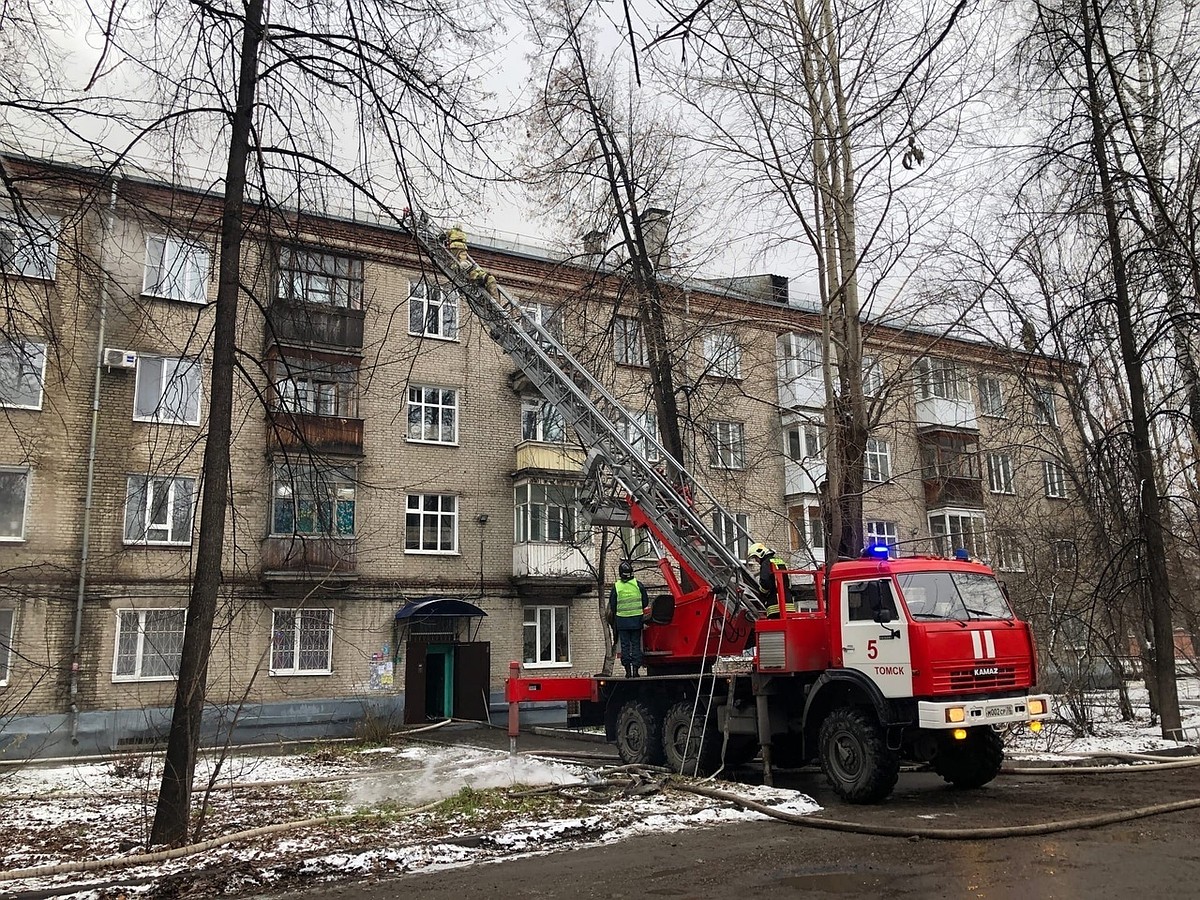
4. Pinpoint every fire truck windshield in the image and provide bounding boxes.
[895,571,1015,622]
